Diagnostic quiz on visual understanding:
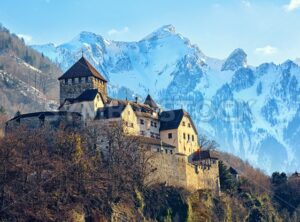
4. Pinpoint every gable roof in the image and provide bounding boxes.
[159,109,198,134]
[59,89,104,109]
[136,136,175,148]
[58,56,107,82]
[95,105,126,119]
[144,94,158,109]
[229,167,238,175]
[70,89,102,103]
[192,150,218,161]
[8,111,82,122]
